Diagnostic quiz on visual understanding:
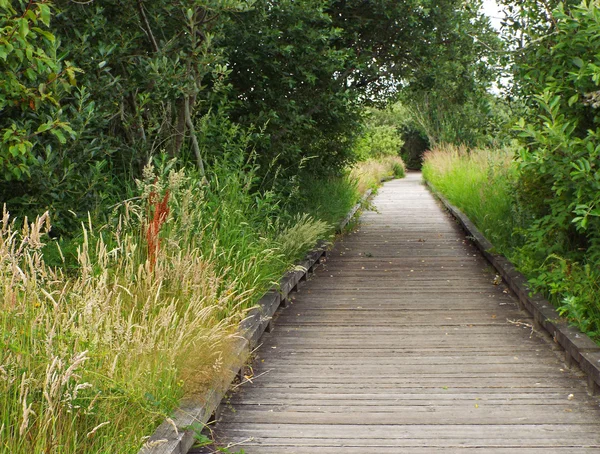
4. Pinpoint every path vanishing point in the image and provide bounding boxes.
[193,172,600,453]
